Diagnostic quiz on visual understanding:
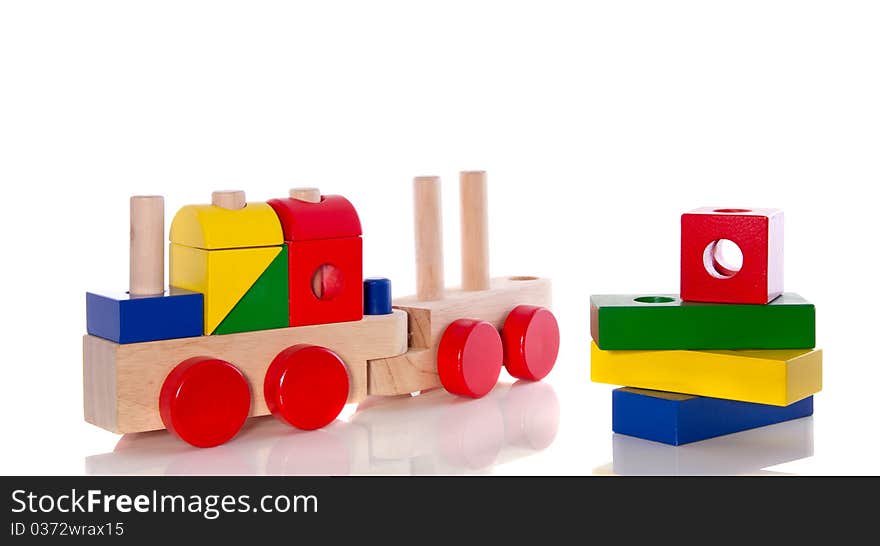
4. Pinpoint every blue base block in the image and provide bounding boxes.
[86,289,204,344]
[612,388,814,446]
